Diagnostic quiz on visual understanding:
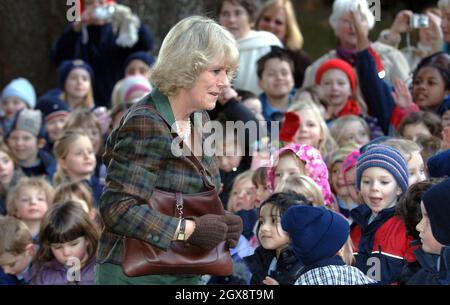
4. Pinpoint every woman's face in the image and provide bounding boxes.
[0,150,15,188]
[65,68,91,103]
[219,1,252,39]
[413,67,449,112]
[335,12,369,49]
[257,7,287,42]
